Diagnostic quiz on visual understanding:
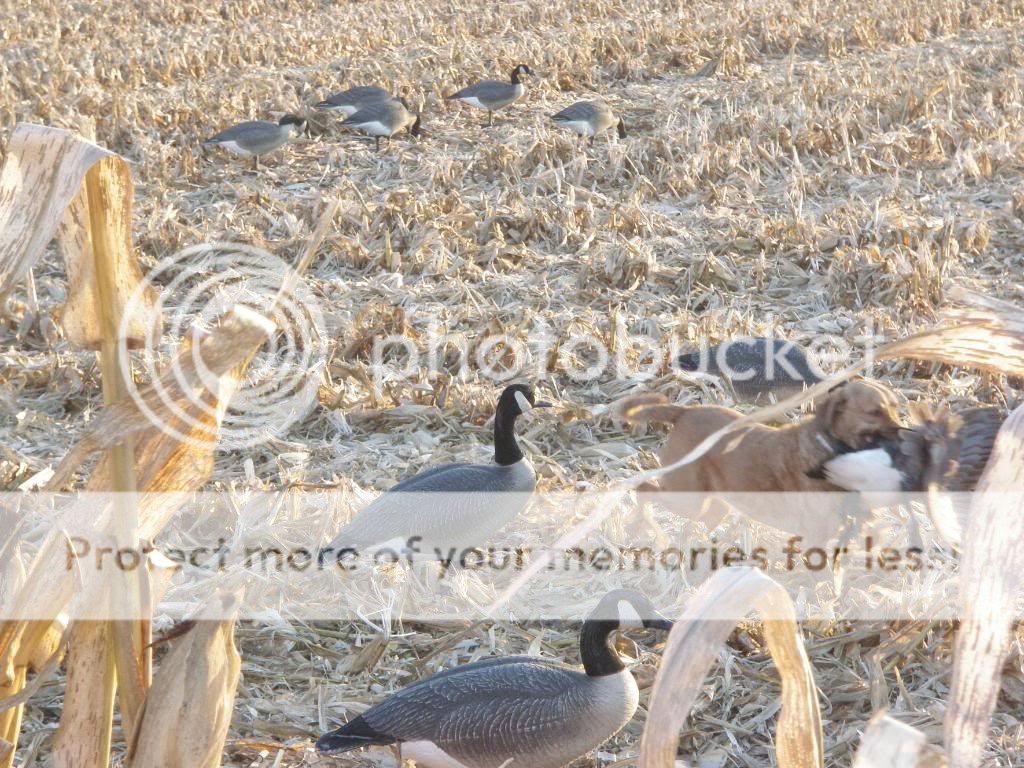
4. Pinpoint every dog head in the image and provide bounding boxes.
[814,378,901,449]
